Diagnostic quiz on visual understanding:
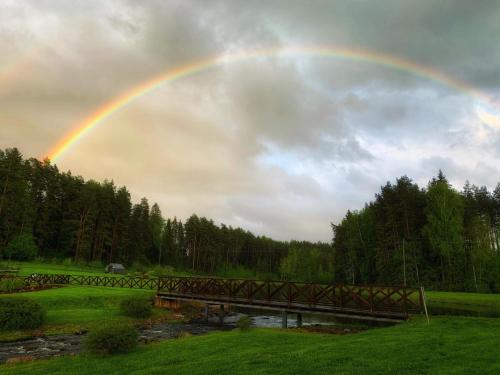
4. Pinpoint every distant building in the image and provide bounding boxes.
[105,263,126,274]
